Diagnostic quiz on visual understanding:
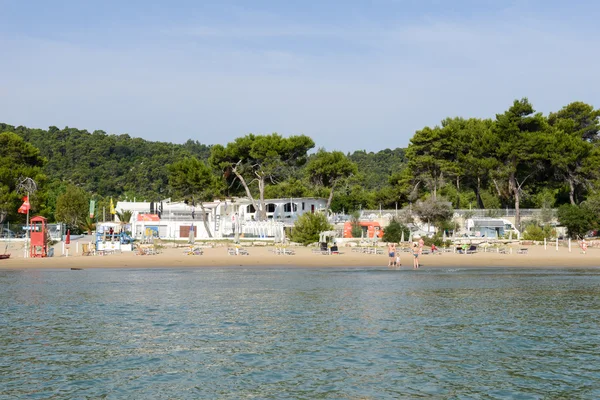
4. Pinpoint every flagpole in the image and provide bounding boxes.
[17,177,37,258]
[25,191,29,258]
